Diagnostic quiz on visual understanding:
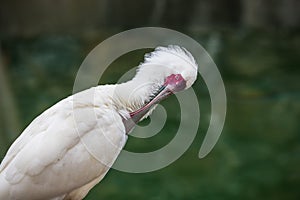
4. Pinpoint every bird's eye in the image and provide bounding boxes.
[175,74,180,80]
